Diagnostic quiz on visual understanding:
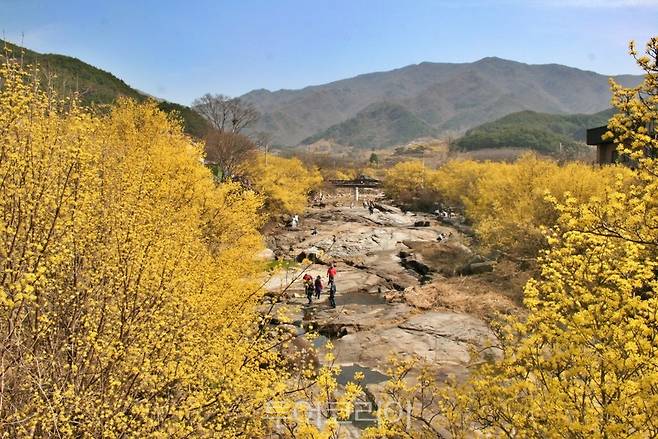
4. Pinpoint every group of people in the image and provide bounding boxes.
[302,263,337,308]
[437,231,453,242]
[435,208,457,220]
[363,200,375,215]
